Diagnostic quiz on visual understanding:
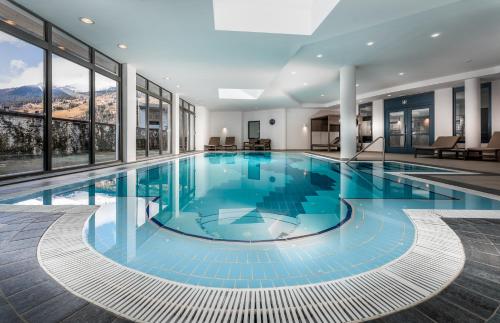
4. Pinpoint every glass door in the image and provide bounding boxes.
[389,110,406,150]
[386,107,433,153]
[411,108,430,148]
